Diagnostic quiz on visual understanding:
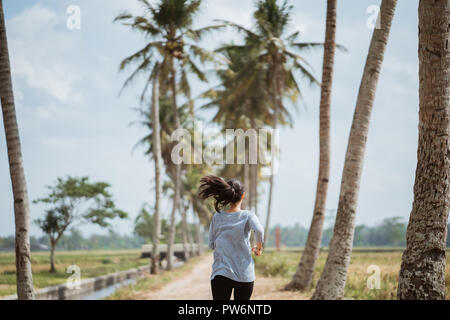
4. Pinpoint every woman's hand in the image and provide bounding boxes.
[252,243,263,256]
